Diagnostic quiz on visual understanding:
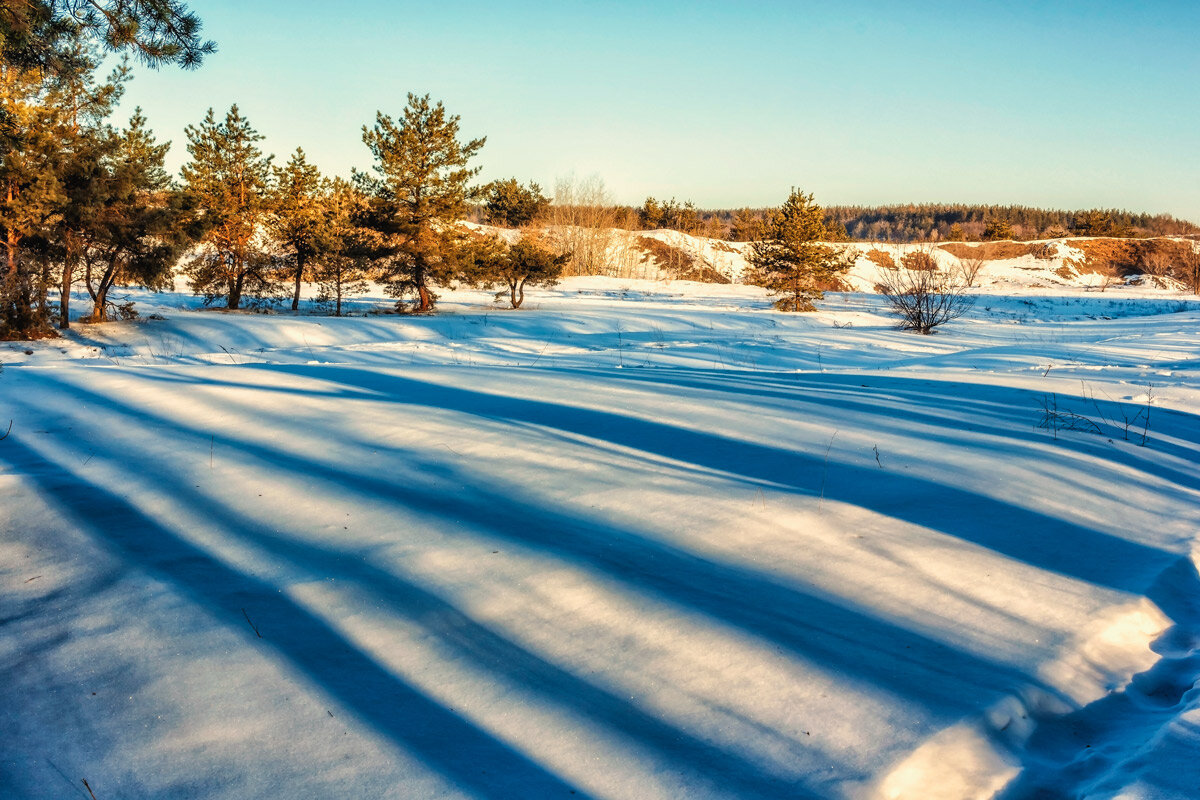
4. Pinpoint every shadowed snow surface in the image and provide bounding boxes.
[1,277,1199,799]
